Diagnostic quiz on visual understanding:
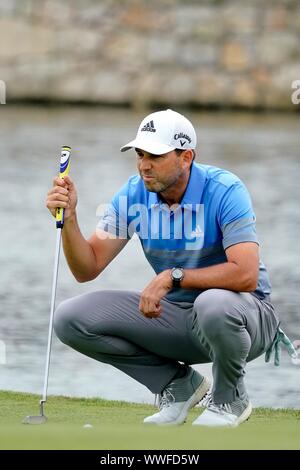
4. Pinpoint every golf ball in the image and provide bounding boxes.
[83,423,93,428]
